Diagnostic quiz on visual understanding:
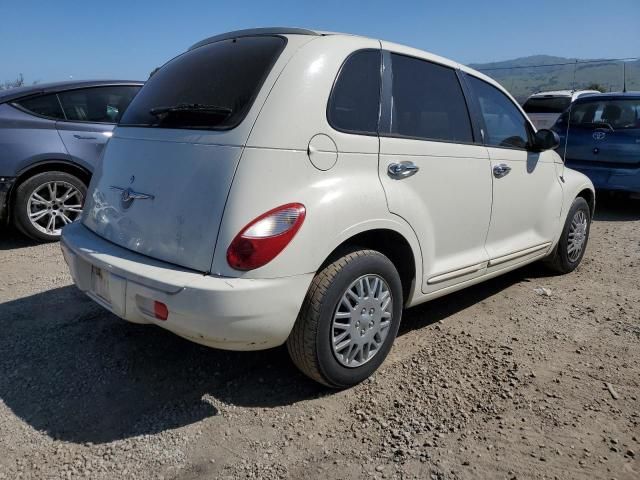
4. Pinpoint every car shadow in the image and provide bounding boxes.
[0,264,537,444]
[592,193,640,222]
[0,226,41,250]
[0,285,325,445]
[399,266,533,335]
